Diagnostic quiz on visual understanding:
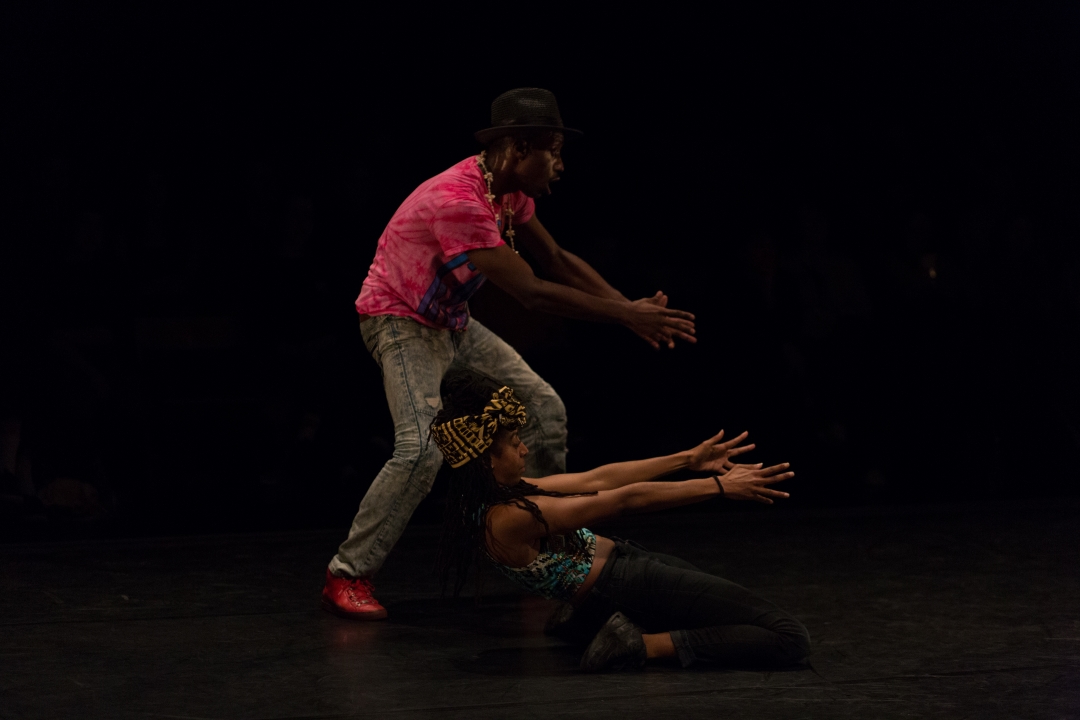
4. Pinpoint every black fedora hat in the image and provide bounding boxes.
[474,88,583,145]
